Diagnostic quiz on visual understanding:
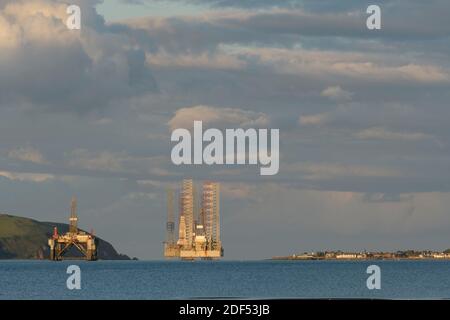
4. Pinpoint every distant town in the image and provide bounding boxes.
[272,250,450,261]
